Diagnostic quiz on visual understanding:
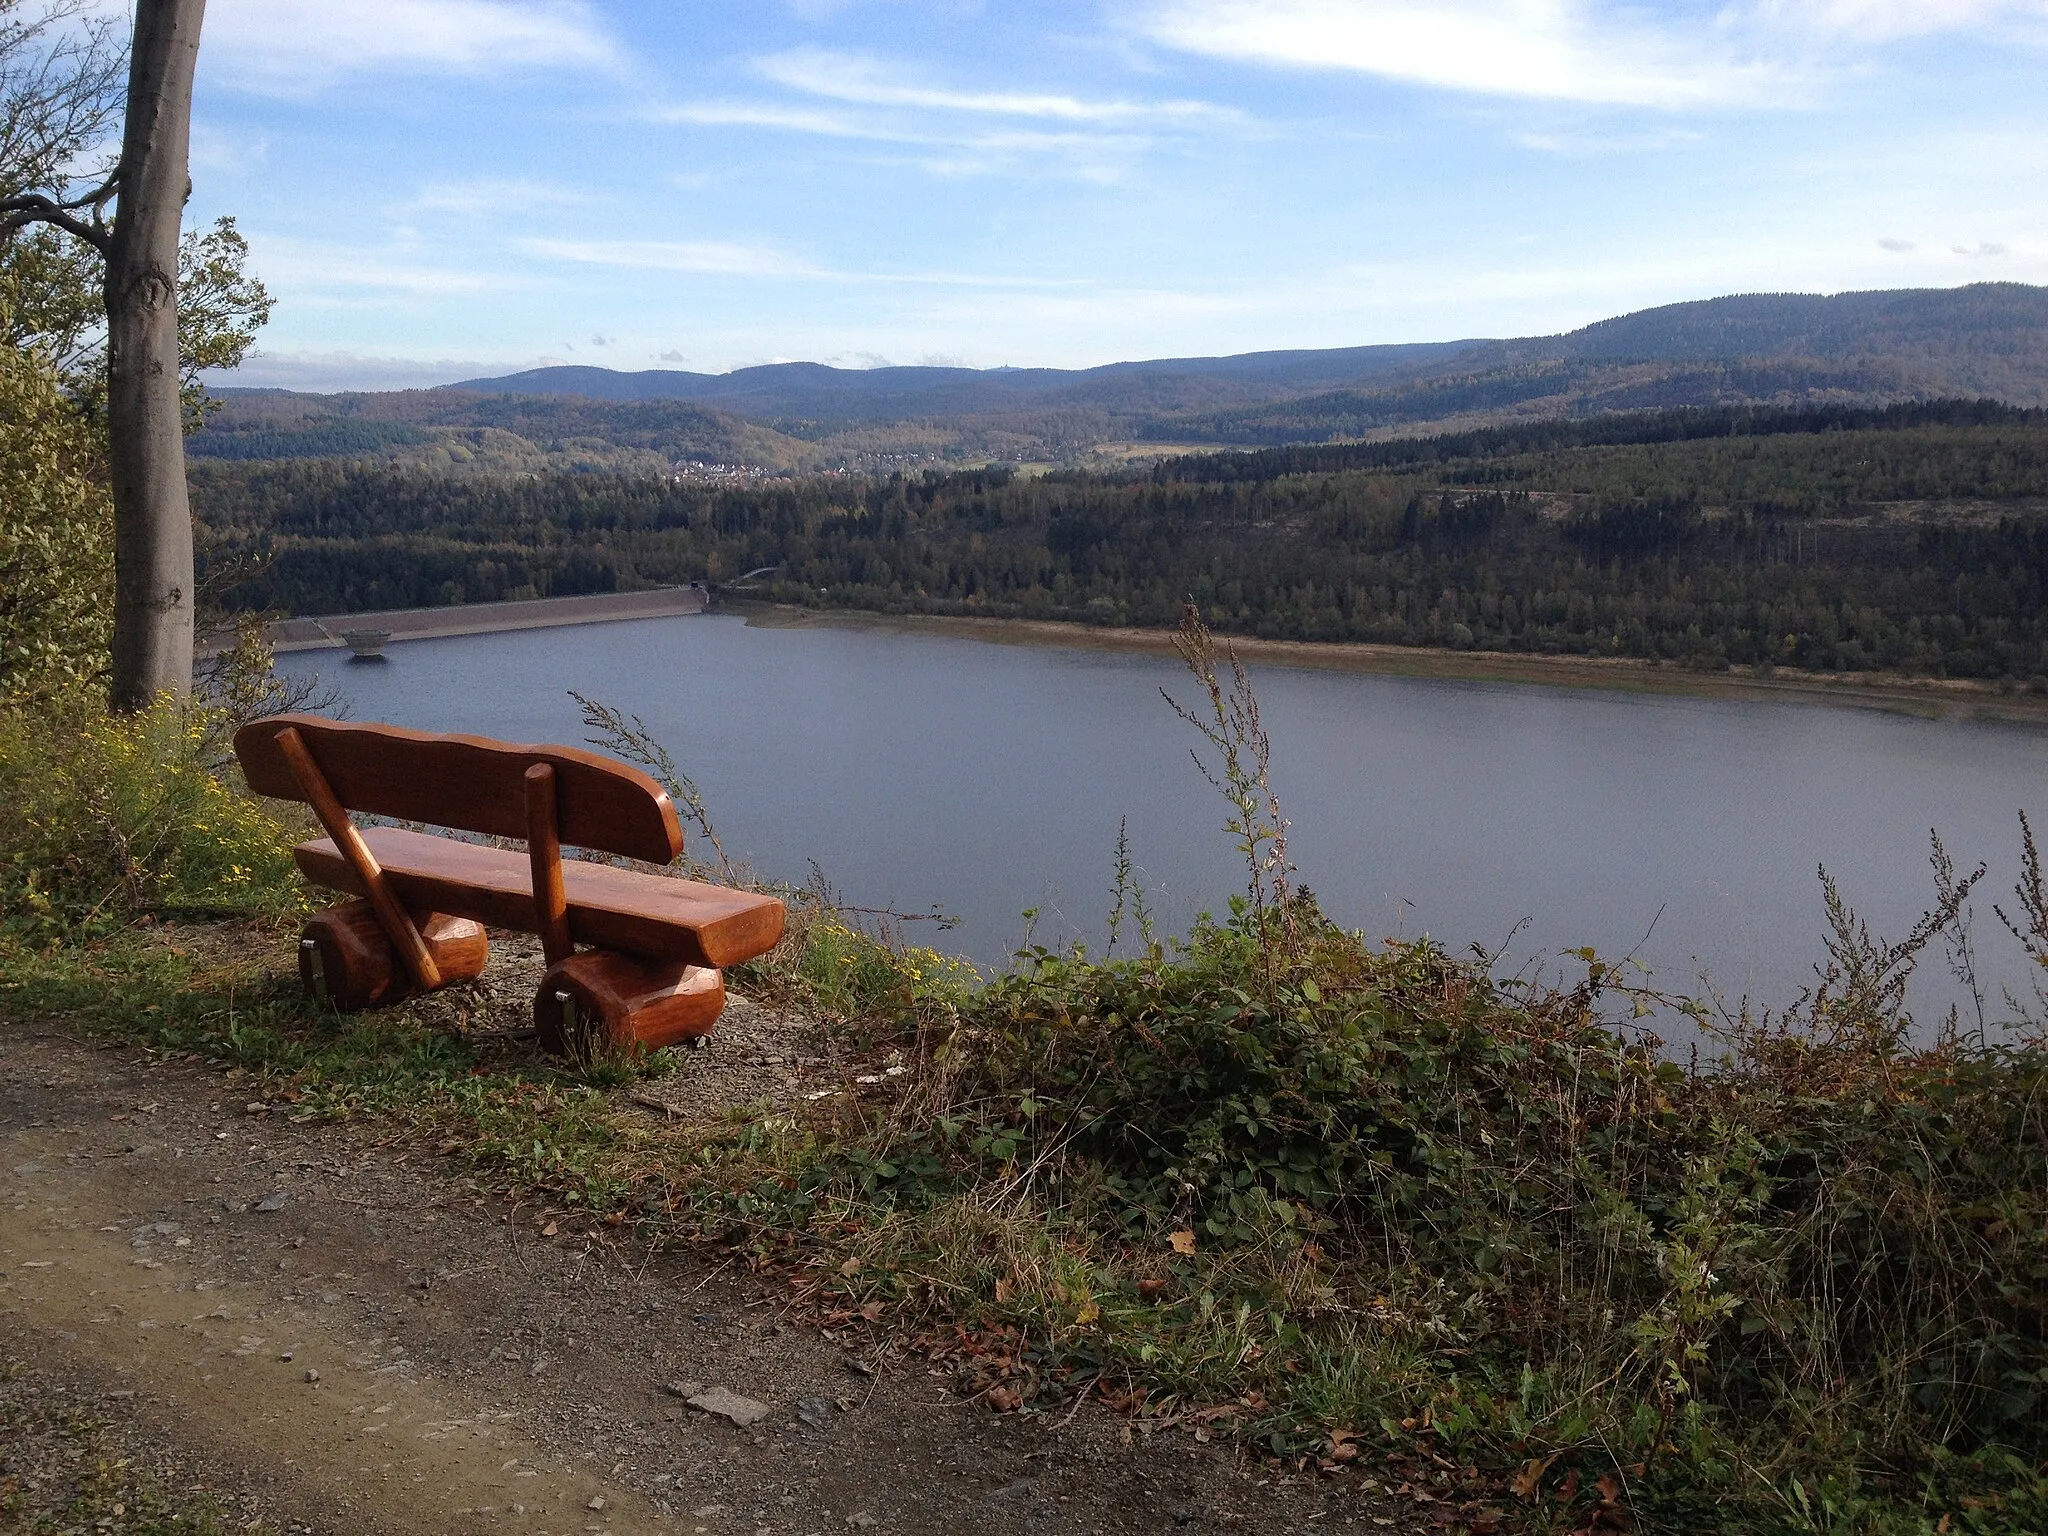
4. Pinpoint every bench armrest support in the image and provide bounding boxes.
[276,725,443,991]
[524,762,574,966]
